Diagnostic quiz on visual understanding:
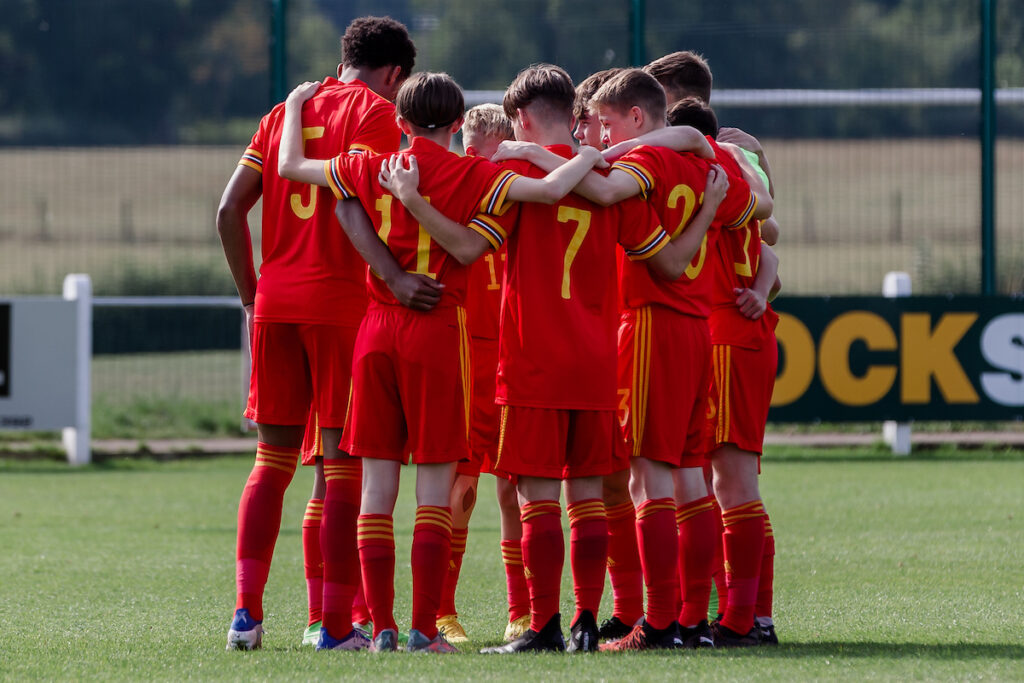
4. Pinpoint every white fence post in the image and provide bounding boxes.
[882,271,912,455]
[62,274,92,466]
